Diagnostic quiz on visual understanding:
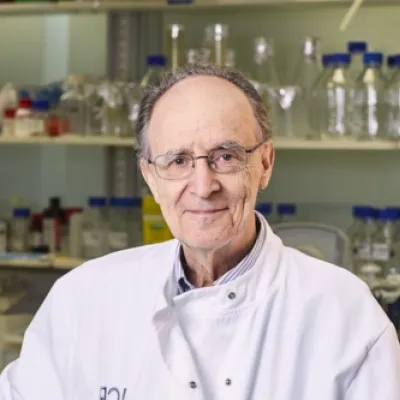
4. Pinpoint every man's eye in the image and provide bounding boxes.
[221,153,234,161]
